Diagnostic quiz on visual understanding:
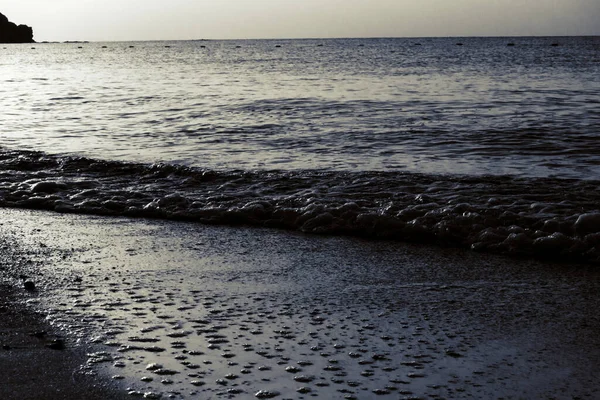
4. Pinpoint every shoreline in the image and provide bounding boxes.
[0,216,127,400]
[0,285,127,400]
[1,207,599,399]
